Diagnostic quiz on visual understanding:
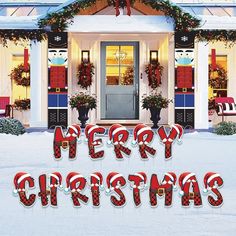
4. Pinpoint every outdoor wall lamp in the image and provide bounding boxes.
[150,50,158,64]
[81,50,90,63]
